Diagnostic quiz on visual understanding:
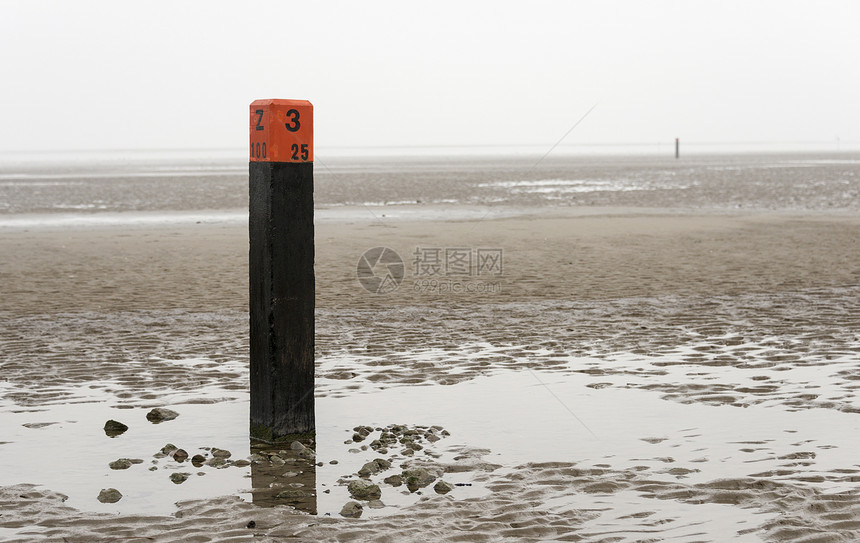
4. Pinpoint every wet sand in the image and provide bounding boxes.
[2,207,860,541]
